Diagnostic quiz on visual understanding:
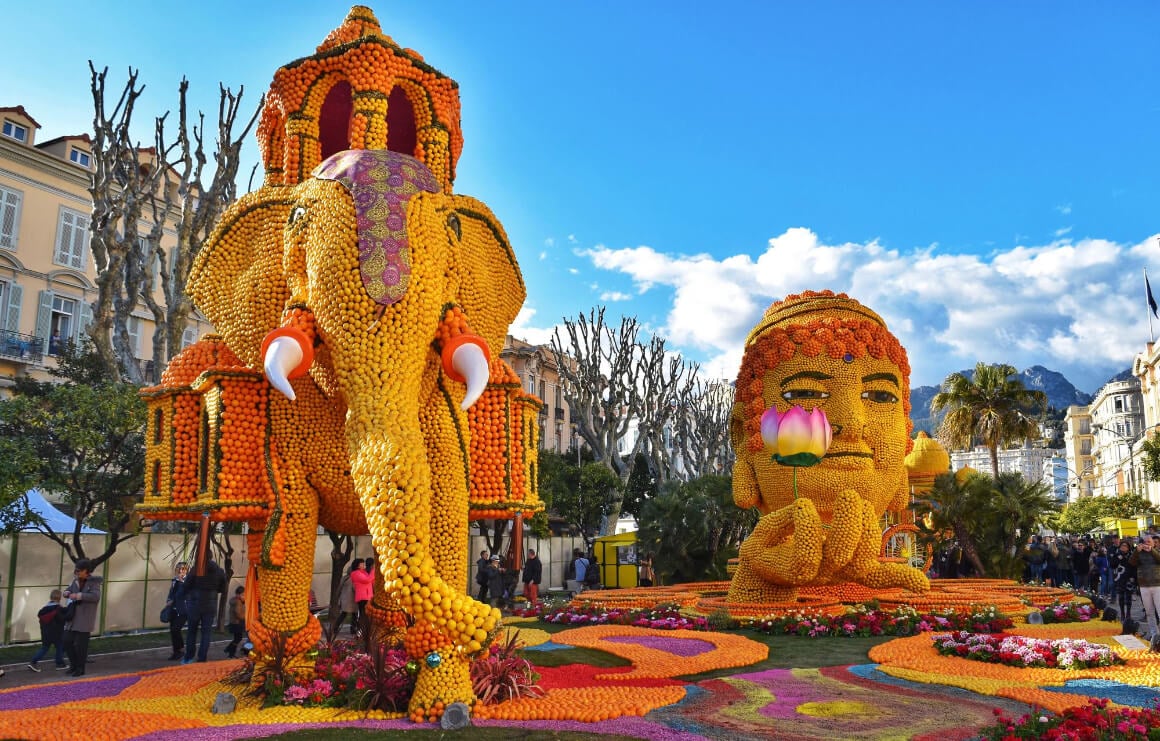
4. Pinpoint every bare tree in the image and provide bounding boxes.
[635,339,697,485]
[673,379,736,480]
[326,530,354,618]
[551,307,695,535]
[87,64,260,383]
